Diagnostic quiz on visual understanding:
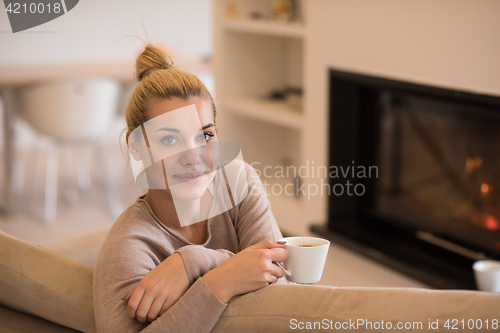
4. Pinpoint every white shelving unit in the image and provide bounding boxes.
[215,0,309,235]
[222,19,305,38]
[225,96,303,130]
